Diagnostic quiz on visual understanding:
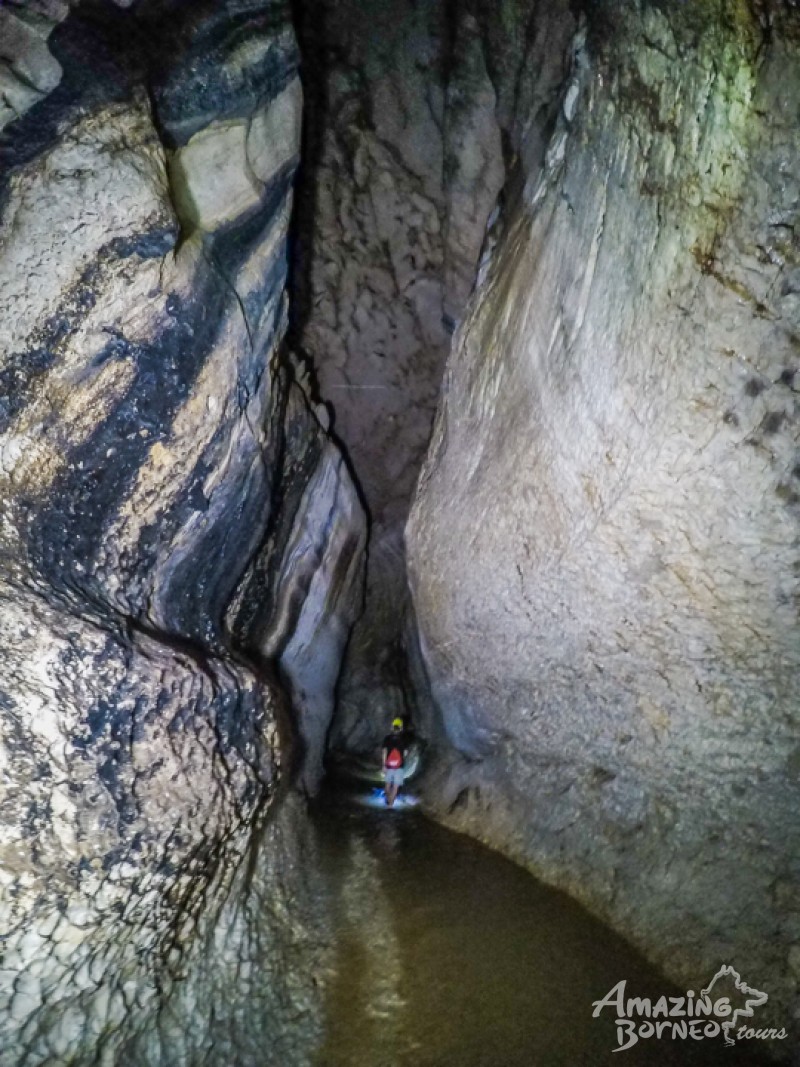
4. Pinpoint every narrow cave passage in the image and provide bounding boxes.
[284,0,517,760]
[279,0,799,1059]
[0,0,797,1063]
